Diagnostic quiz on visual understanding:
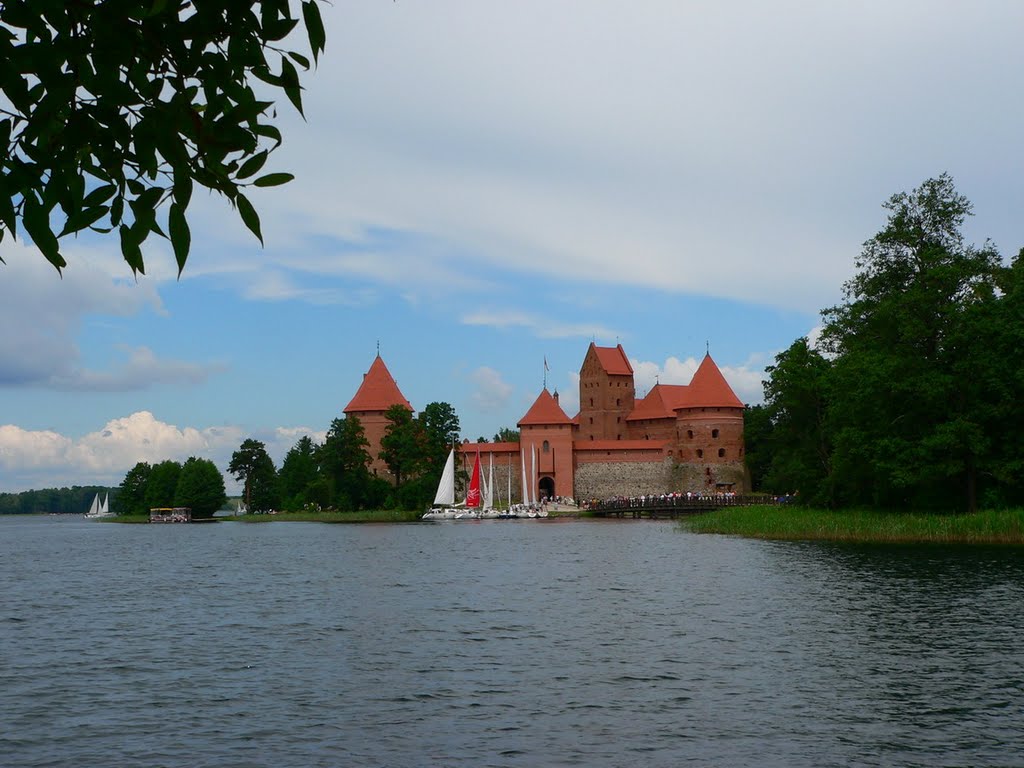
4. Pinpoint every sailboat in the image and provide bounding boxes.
[85,491,114,519]
[455,452,482,518]
[422,448,457,519]
[479,453,500,518]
